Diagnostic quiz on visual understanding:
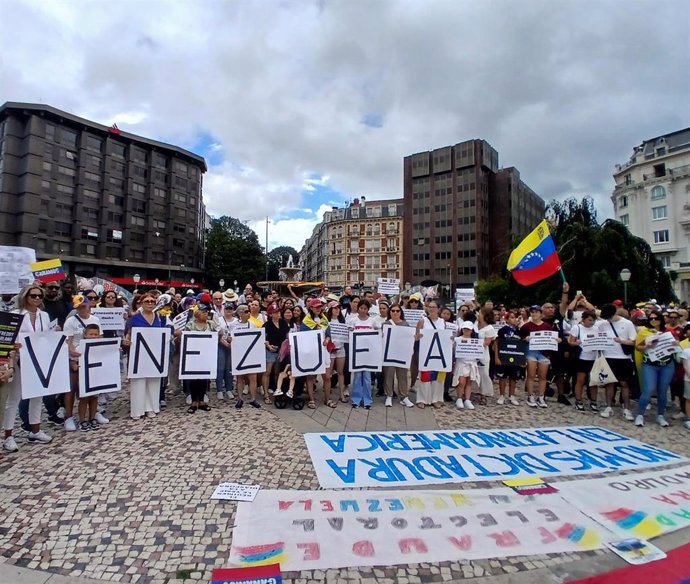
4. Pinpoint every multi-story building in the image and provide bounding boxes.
[612,127,690,300]
[403,140,544,286]
[300,197,404,289]
[0,101,207,288]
